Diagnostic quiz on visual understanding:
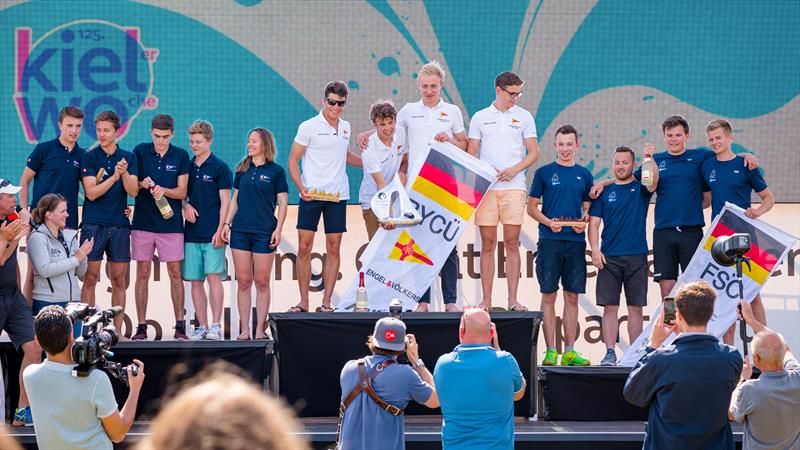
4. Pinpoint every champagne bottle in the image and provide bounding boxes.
[151,188,174,219]
[641,156,655,186]
[355,272,369,311]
